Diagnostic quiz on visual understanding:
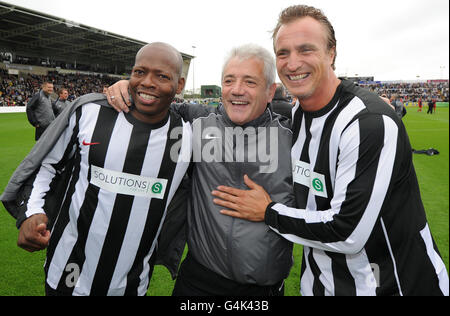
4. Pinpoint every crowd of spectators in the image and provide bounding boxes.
[360,81,449,104]
[1,68,449,107]
[0,69,119,107]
